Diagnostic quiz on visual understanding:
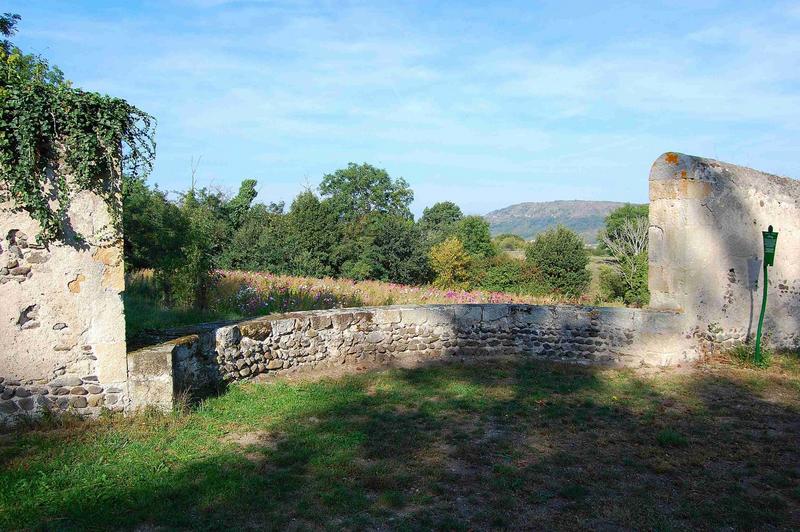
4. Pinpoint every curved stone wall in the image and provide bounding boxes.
[143,304,693,396]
